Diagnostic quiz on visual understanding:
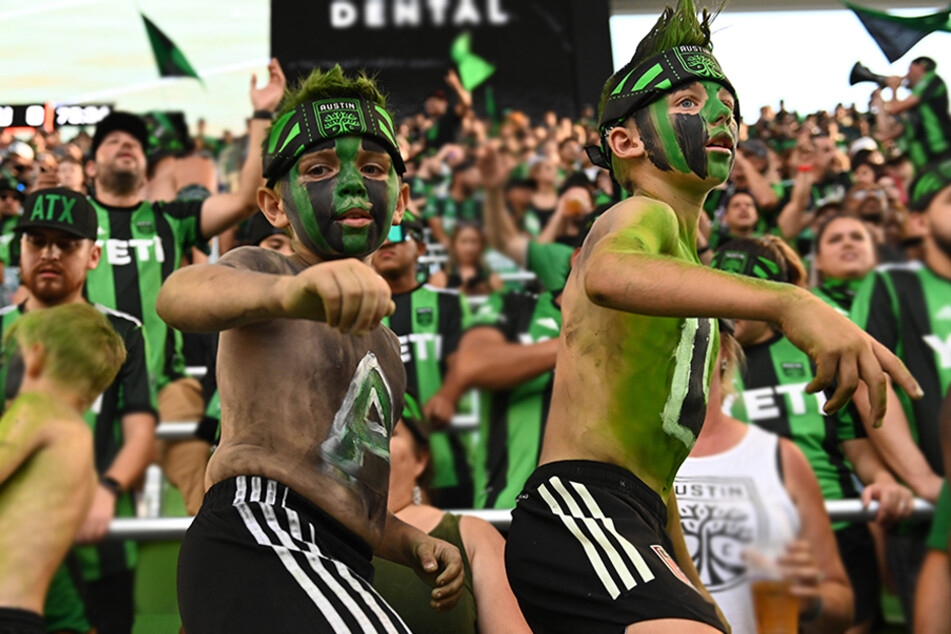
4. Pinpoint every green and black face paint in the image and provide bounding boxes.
[264,97,405,259]
[632,80,737,181]
[280,137,401,260]
[587,45,740,177]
